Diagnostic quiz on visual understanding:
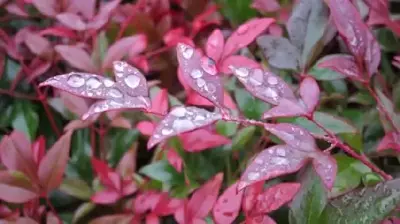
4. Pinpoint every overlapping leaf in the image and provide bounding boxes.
[212,182,243,224]
[257,36,300,70]
[318,54,362,81]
